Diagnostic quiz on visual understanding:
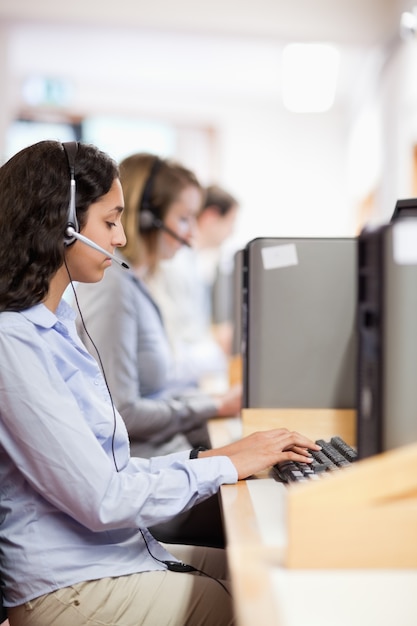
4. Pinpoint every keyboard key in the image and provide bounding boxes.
[315,440,351,467]
[309,448,338,470]
[330,436,358,462]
